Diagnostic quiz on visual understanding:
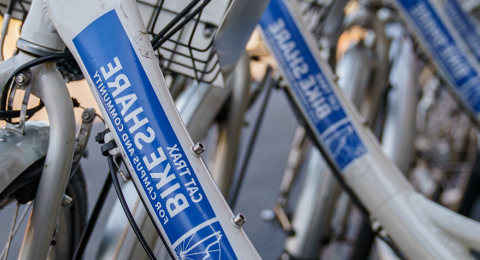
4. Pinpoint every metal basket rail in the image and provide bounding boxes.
[0,0,30,21]
[296,0,334,39]
[0,0,233,86]
[137,0,232,87]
